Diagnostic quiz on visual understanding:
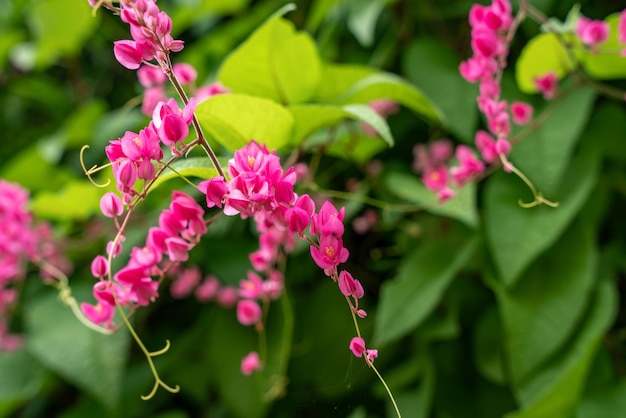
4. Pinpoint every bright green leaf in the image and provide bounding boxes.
[403,38,478,141]
[335,72,443,121]
[505,279,617,417]
[384,171,478,228]
[217,12,321,104]
[374,236,478,347]
[511,86,596,194]
[494,222,597,386]
[343,104,394,146]
[31,180,102,221]
[314,63,377,103]
[27,0,98,69]
[25,287,130,411]
[288,103,394,146]
[515,33,576,93]
[485,147,600,287]
[195,93,294,152]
